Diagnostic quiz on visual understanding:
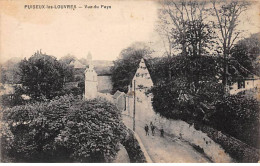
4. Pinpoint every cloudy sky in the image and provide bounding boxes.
[0,0,259,63]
